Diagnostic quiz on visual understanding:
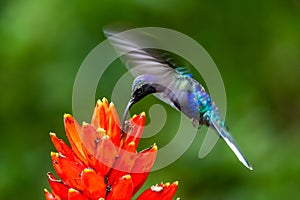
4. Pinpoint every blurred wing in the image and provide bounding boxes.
[104,28,192,107]
[105,28,176,75]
